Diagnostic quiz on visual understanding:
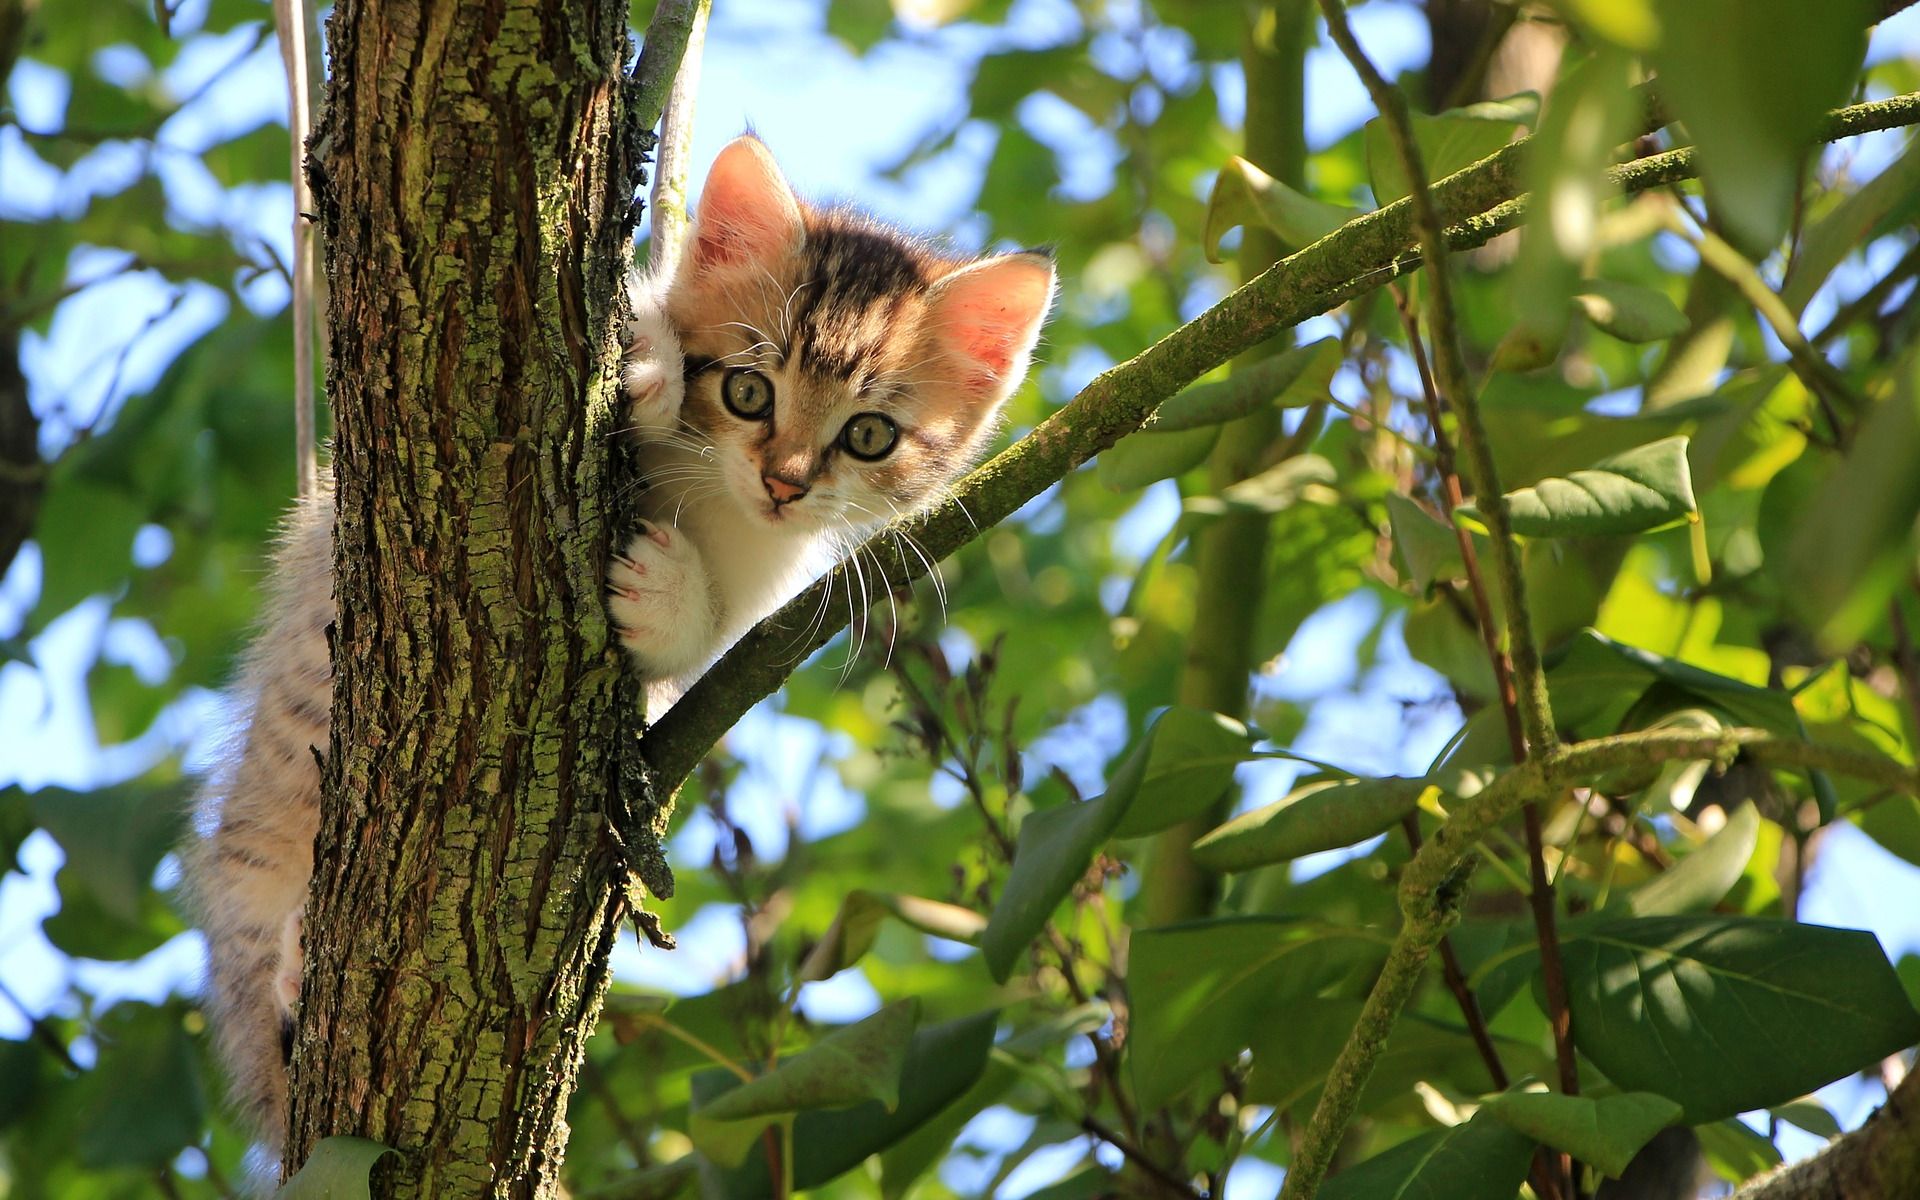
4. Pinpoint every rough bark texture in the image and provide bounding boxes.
[1732,1070,1920,1200]
[291,1,665,1194]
